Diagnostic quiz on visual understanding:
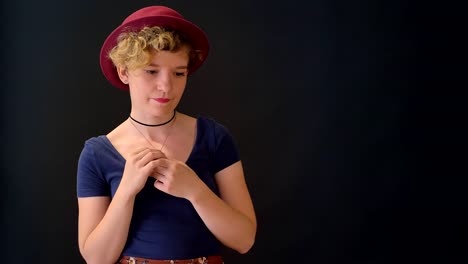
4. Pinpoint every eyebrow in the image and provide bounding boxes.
[147,64,188,70]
